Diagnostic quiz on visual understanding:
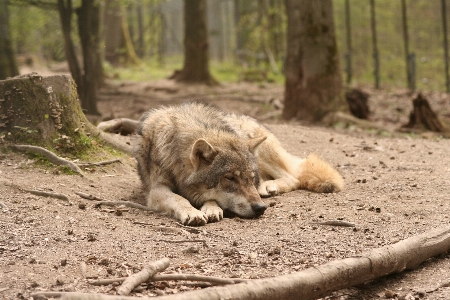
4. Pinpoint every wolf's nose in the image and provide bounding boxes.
[251,203,267,216]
